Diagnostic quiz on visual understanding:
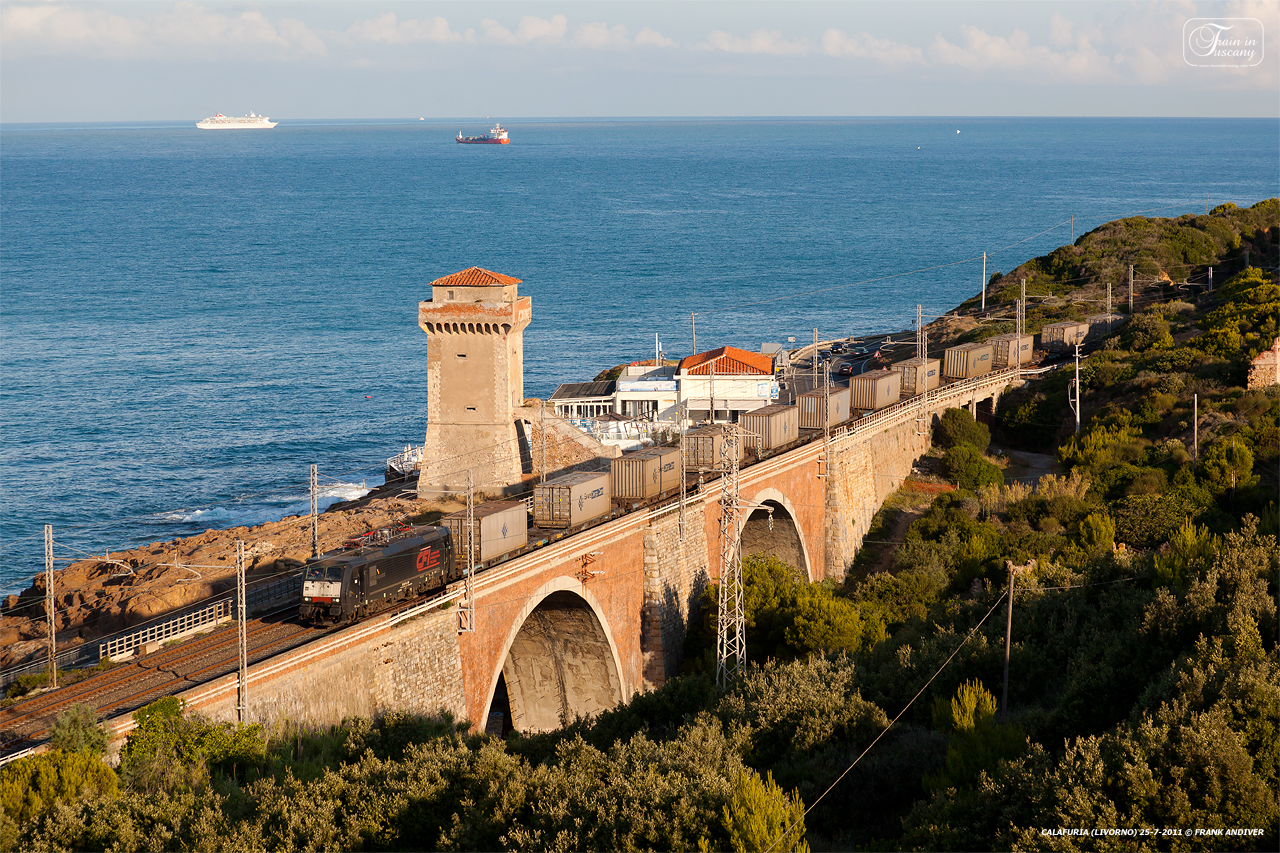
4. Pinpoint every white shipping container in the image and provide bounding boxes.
[892,358,940,395]
[849,369,902,411]
[797,386,852,429]
[989,334,1034,368]
[611,447,682,500]
[739,404,799,455]
[1040,321,1090,352]
[441,502,528,564]
[534,471,611,529]
[943,343,994,379]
